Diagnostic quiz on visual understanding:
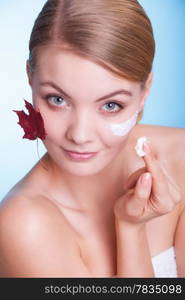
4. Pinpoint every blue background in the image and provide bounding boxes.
[0,0,185,201]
